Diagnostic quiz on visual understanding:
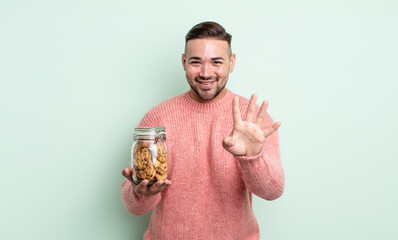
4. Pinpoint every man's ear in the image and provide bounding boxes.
[229,53,236,73]
[182,54,187,71]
